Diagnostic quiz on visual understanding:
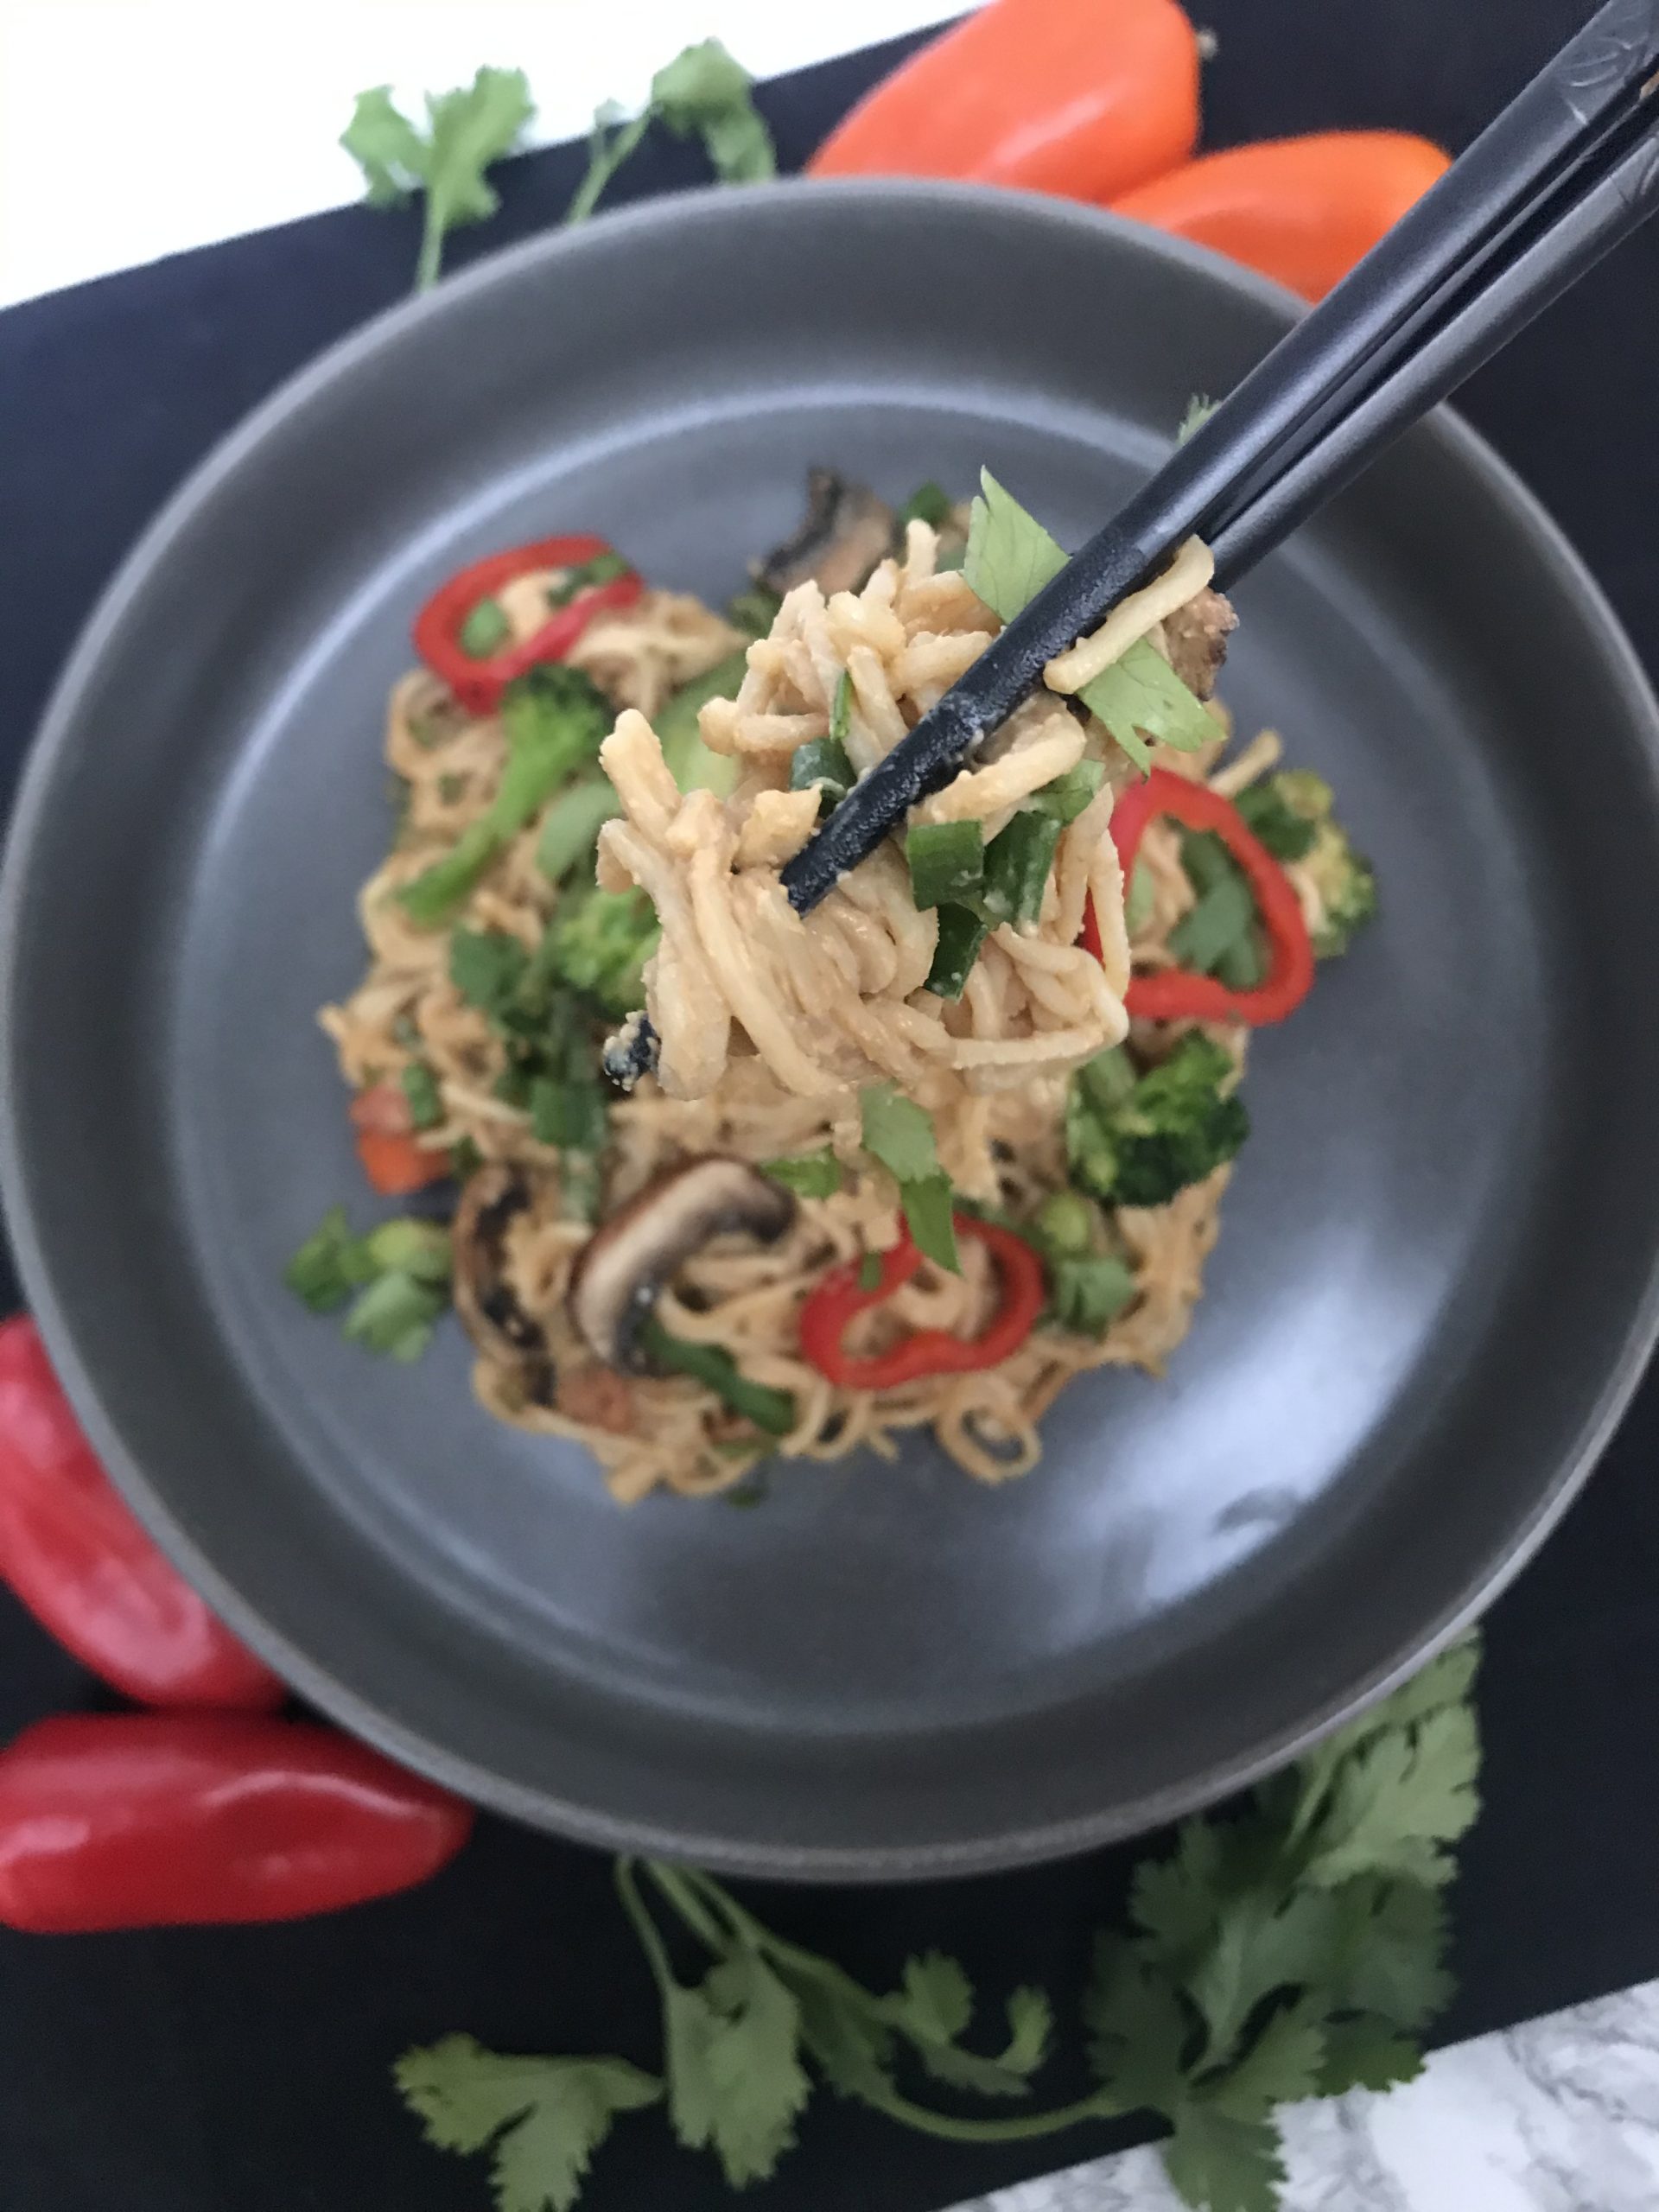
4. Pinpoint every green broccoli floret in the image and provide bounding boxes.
[1065,1033,1249,1210]
[1236,770,1376,957]
[546,888,660,1017]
